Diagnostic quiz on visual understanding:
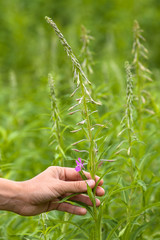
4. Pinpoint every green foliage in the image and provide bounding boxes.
[0,0,160,239]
